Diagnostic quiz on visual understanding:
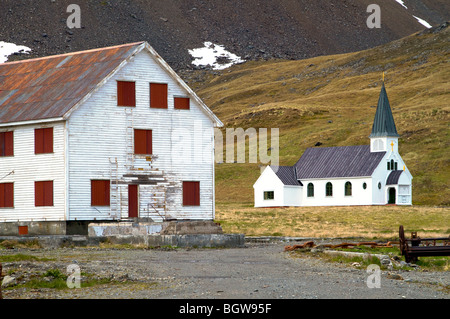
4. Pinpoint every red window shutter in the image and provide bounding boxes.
[43,181,53,206]
[183,181,200,206]
[146,130,152,155]
[0,133,4,156]
[174,97,190,110]
[91,180,100,206]
[117,81,136,106]
[134,129,147,154]
[35,129,44,154]
[104,181,110,206]
[3,183,14,208]
[35,181,53,206]
[0,132,13,156]
[43,128,53,153]
[35,181,44,206]
[35,128,53,154]
[150,83,168,108]
[0,184,4,207]
[134,129,152,155]
[5,131,13,156]
[91,180,110,206]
